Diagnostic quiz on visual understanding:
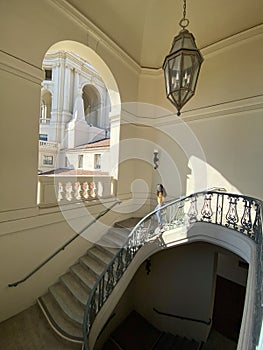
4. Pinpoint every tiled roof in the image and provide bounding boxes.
[72,138,110,150]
